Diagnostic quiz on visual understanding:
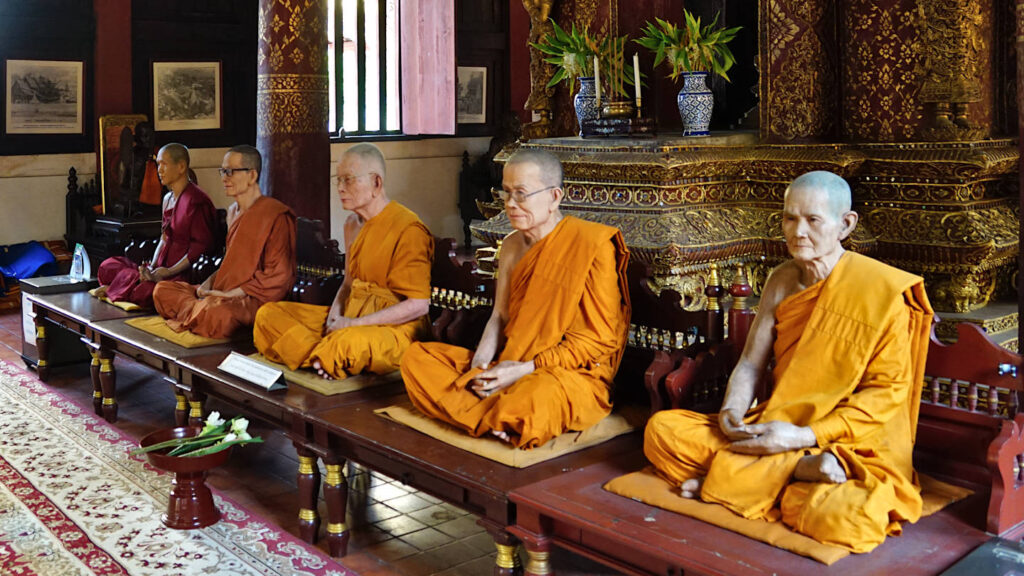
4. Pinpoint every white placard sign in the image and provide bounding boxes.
[218,352,286,391]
